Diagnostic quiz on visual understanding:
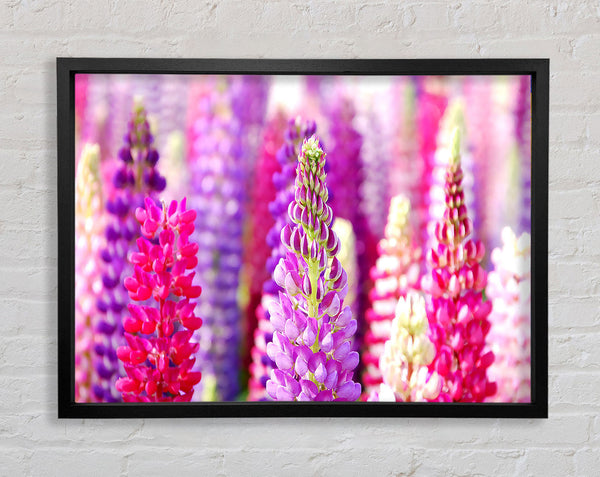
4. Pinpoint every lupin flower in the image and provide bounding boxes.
[354,93,392,239]
[188,77,262,401]
[116,197,202,402]
[463,78,494,249]
[325,90,377,352]
[414,79,448,268]
[243,111,287,376]
[373,293,441,402]
[94,100,166,402]
[429,100,476,250]
[486,227,531,402]
[362,195,421,395]
[75,143,104,402]
[266,136,362,401]
[248,117,317,401]
[390,80,420,213]
[515,76,532,233]
[77,74,111,166]
[422,128,496,402]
